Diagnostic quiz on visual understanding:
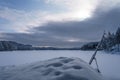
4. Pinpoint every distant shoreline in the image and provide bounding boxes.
[0,41,100,51]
